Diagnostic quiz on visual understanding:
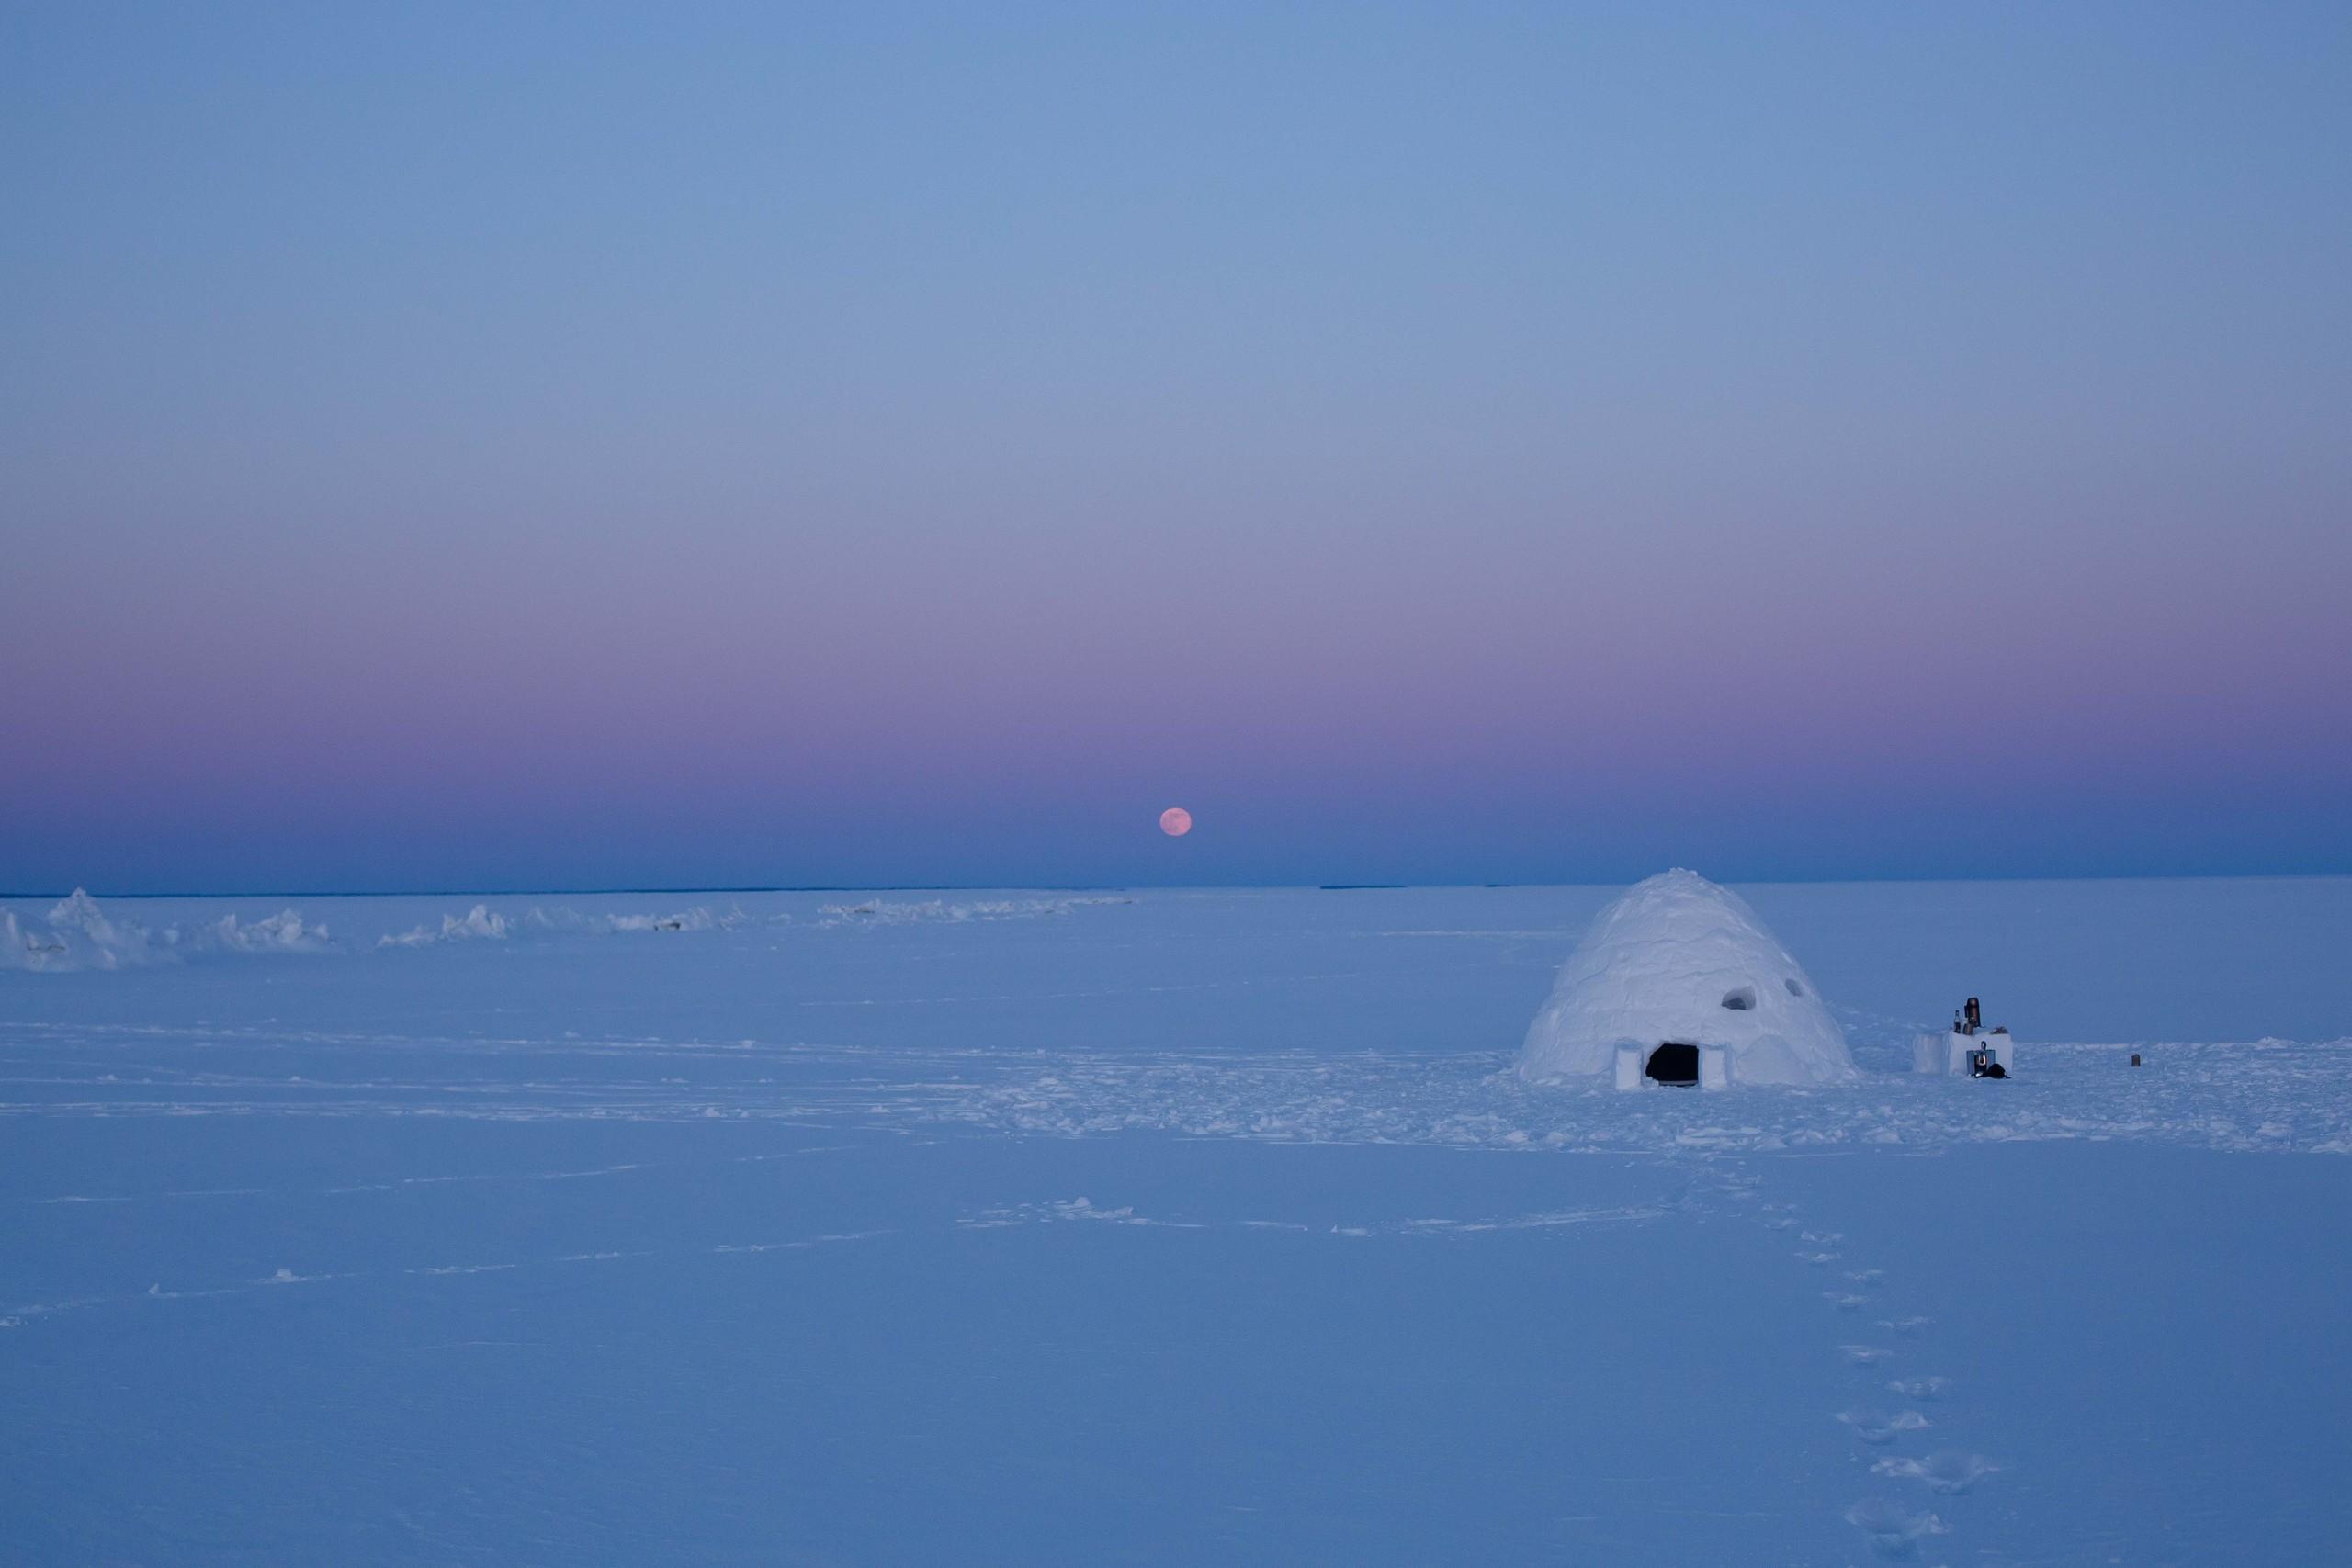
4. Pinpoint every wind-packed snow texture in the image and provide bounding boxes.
[1519,868,1856,1086]
[4,880,2349,1563]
